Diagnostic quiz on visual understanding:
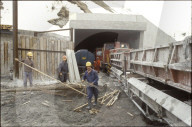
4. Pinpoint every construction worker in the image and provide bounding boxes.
[95,57,101,73]
[16,52,34,95]
[82,61,99,110]
[58,55,69,82]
